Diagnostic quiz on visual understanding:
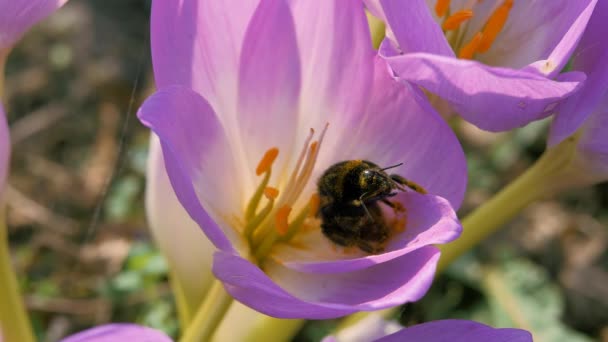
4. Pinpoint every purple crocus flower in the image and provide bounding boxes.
[0,0,68,52]
[547,0,608,186]
[0,105,8,202]
[61,324,172,342]
[139,0,465,319]
[366,0,594,131]
[321,314,532,342]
